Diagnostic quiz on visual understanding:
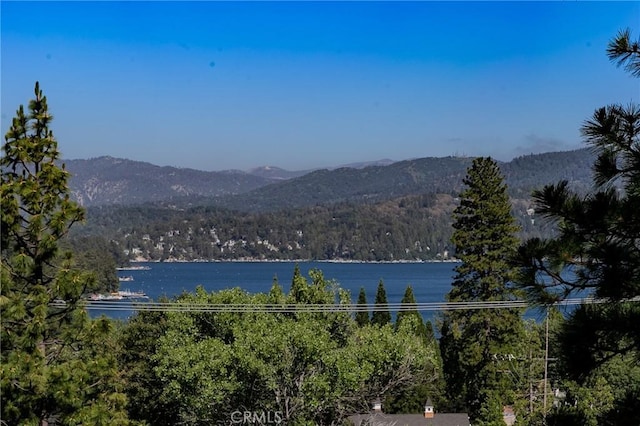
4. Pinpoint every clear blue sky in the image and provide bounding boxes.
[2,1,638,171]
